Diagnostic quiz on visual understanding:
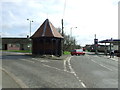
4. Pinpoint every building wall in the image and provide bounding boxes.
[7,44,20,50]
[32,38,62,56]
[2,38,31,50]
[2,43,31,50]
